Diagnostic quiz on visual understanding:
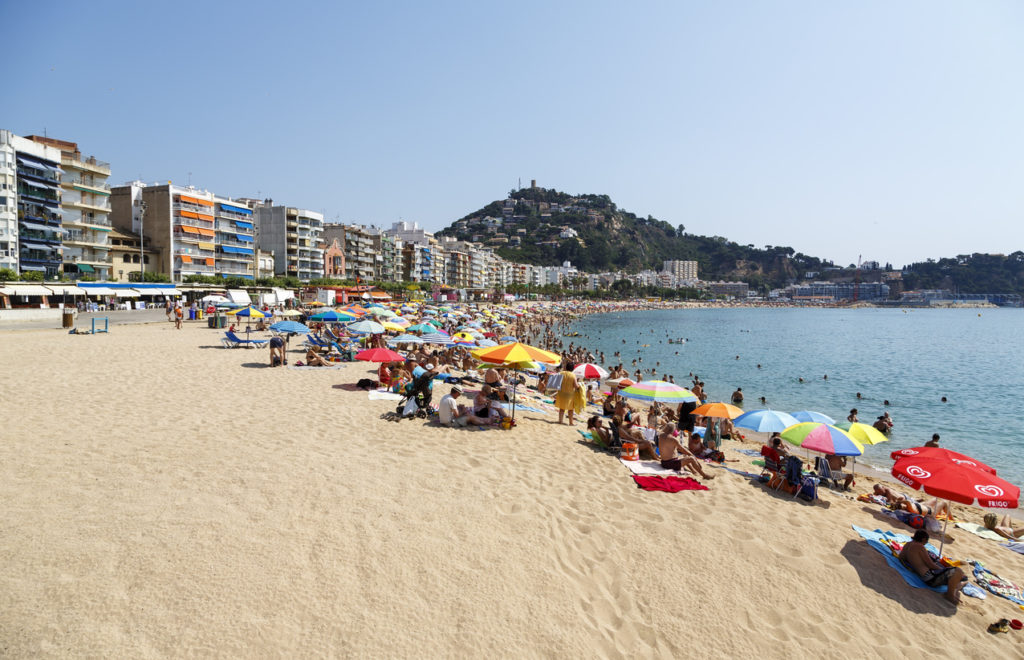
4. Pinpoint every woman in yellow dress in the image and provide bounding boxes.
[555,361,585,425]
